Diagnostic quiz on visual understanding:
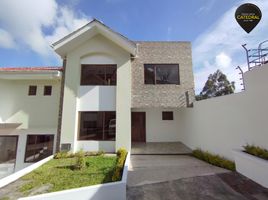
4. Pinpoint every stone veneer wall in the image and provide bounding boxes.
[131,42,195,108]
